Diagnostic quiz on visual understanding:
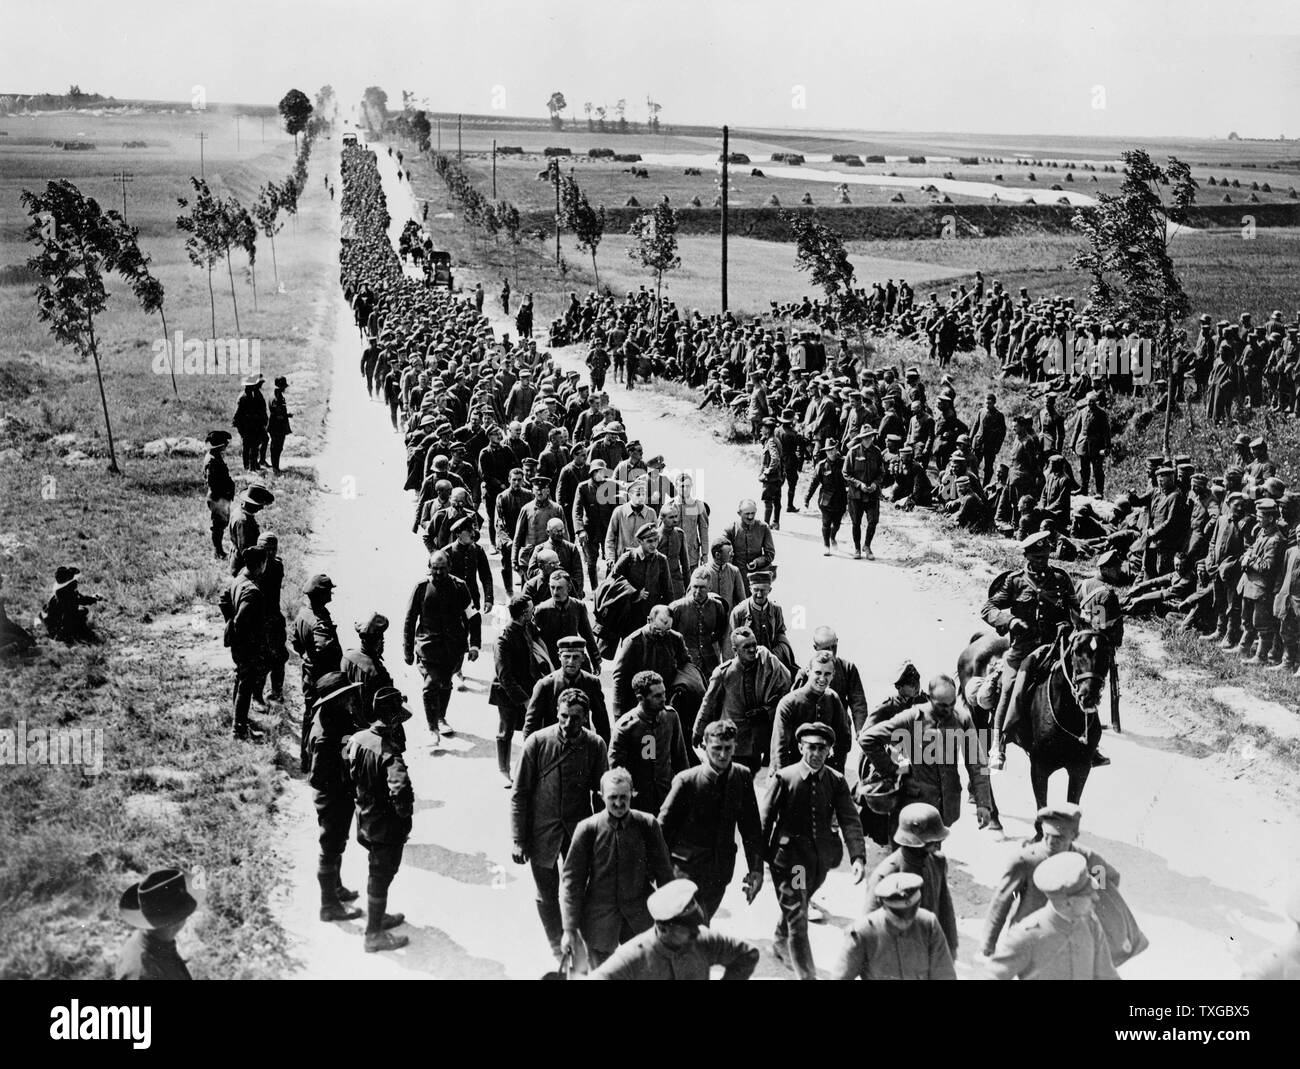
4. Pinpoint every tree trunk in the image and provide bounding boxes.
[269,232,279,285]
[206,263,217,339]
[590,248,600,289]
[225,249,241,337]
[250,261,257,313]
[159,306,178,398]
[86,317,119,474]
